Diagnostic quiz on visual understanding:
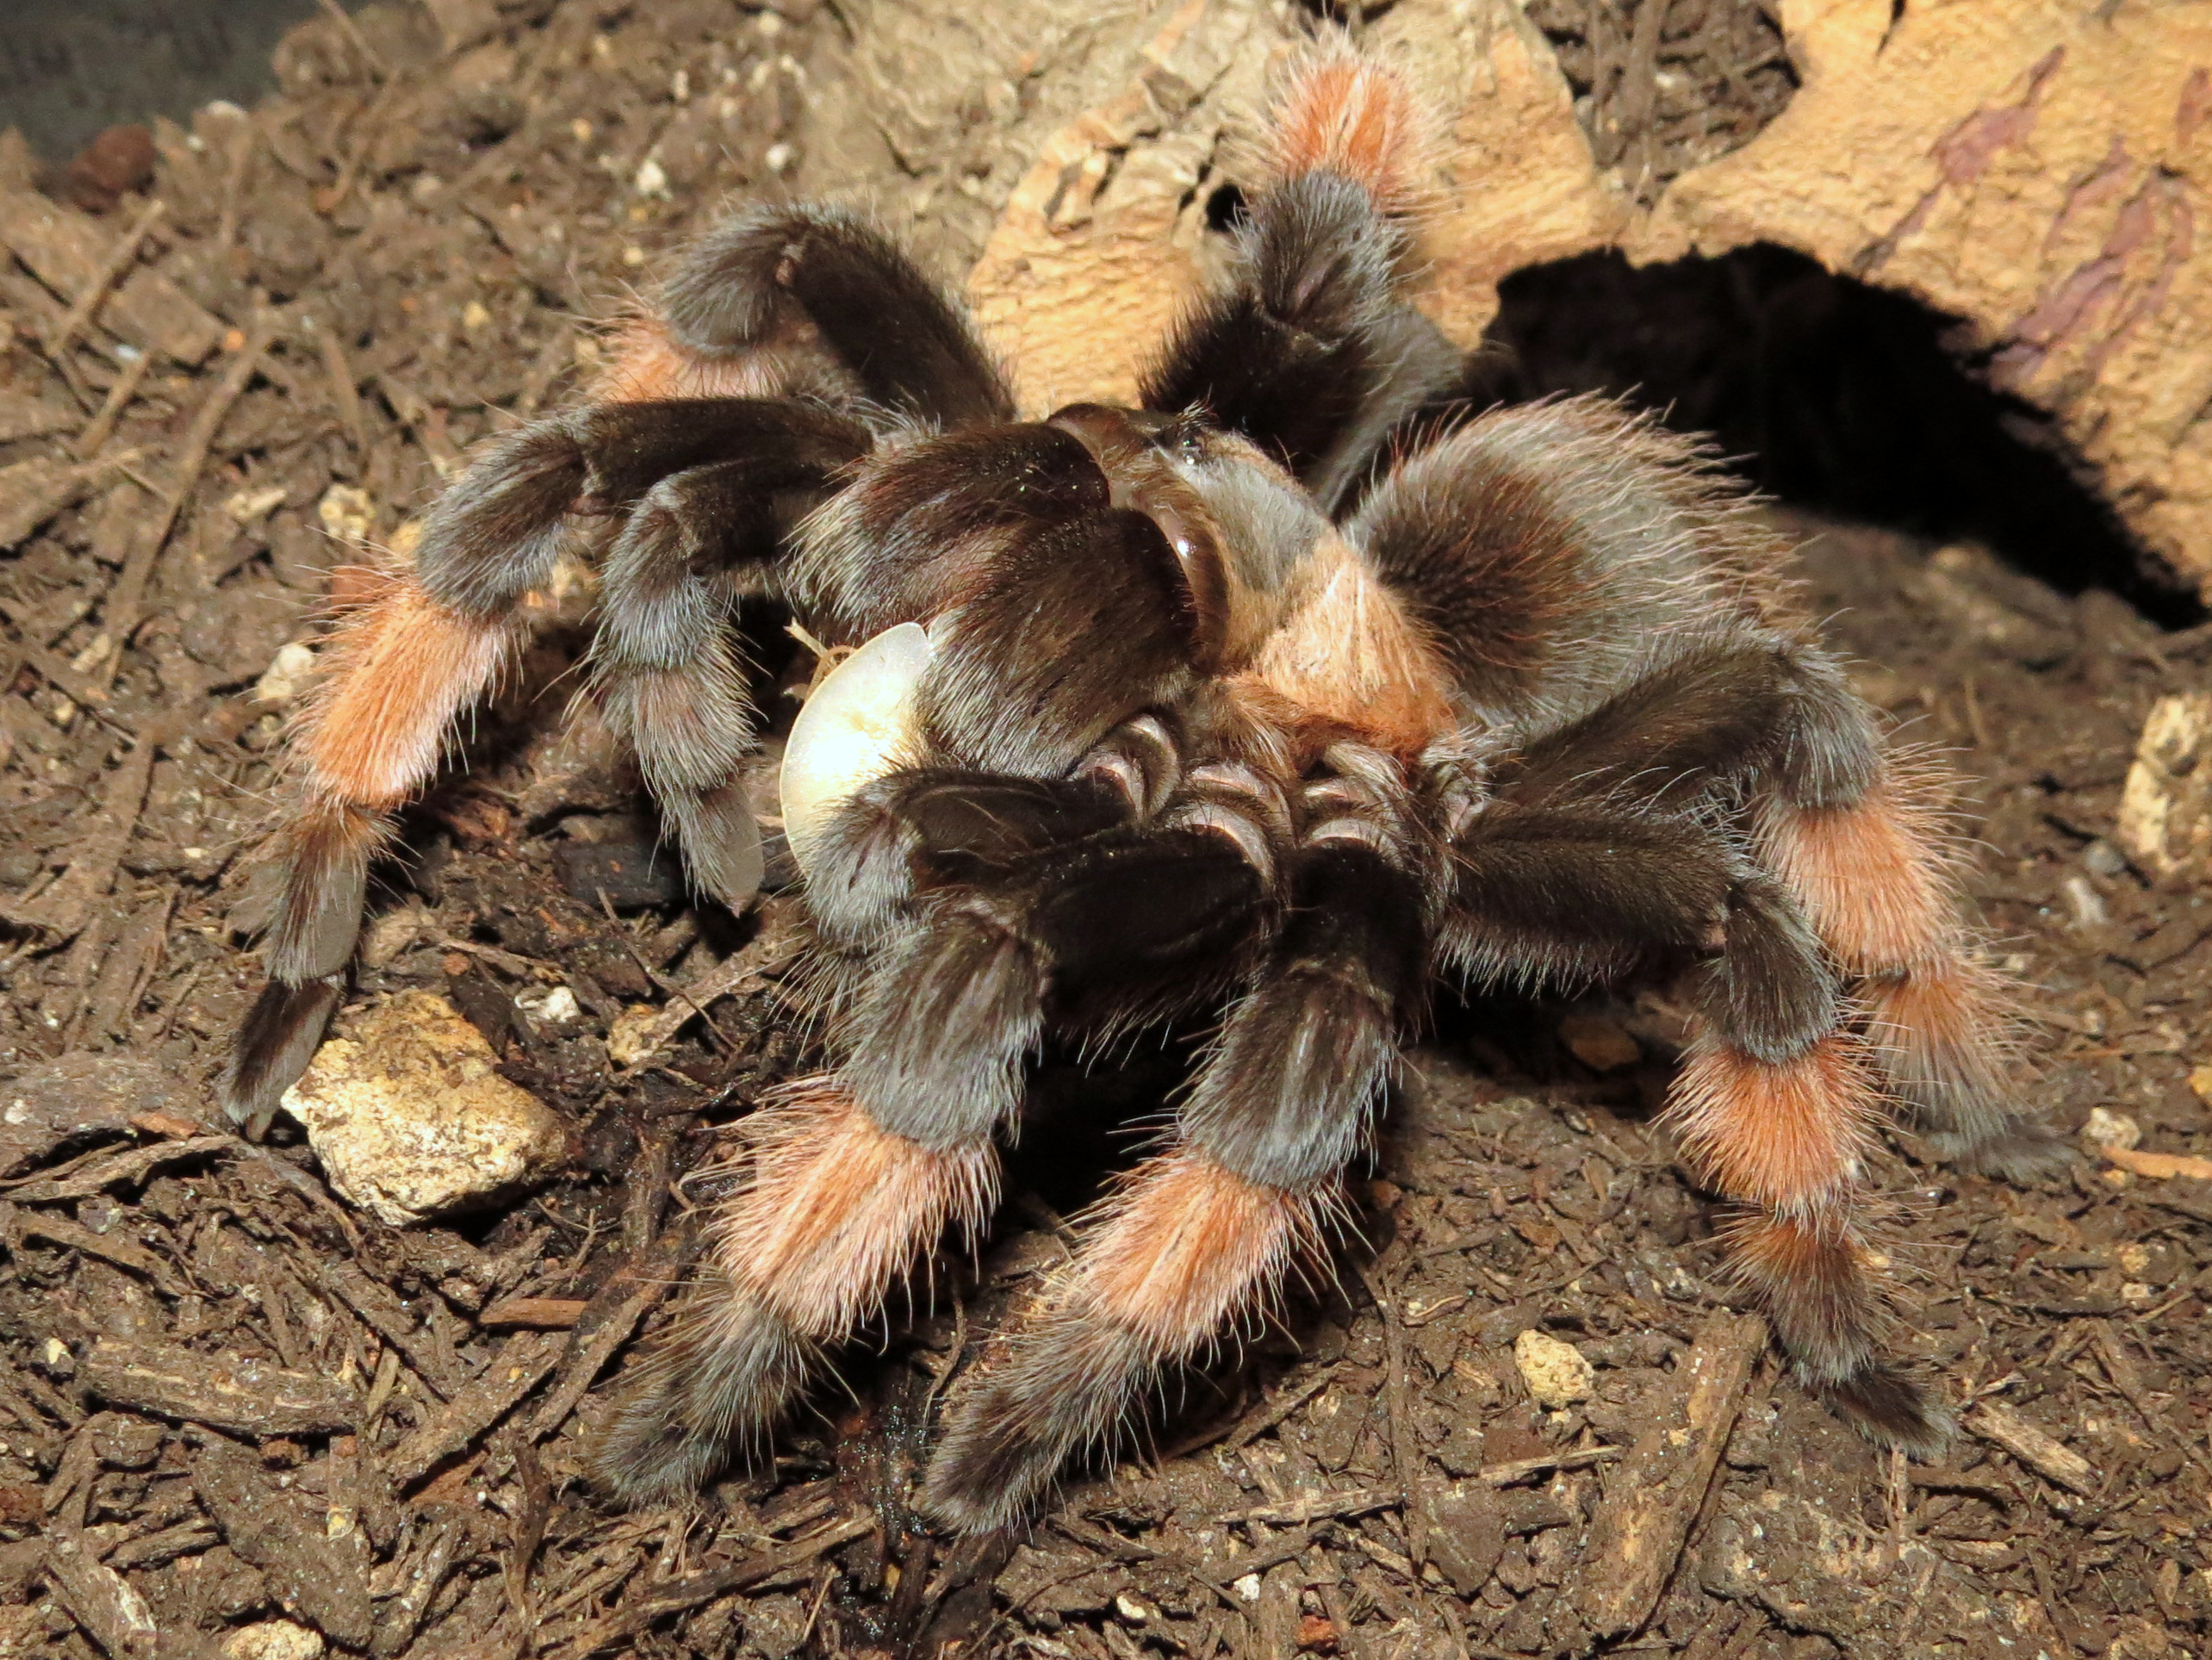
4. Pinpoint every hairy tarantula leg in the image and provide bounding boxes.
[1664,879,1953,1457]
[588,444,872,907]
[1751,705,2052,1180]
[1442,805,1944,1450]
[593,1075,997,1503]
[221,573,526,1135]
[1756,780,2044,1178]
[594,758,1276,1506]
[624,203,1013,428]
[1142,42,1459,503]
[922,834,1422,1533]
[1441,802,1739,992]
[220,401,869,1134]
